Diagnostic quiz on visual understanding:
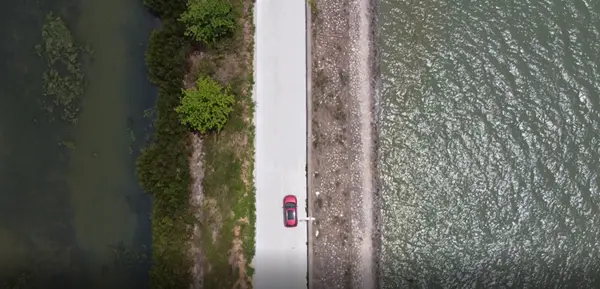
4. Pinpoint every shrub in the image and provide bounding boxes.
[145,21,188,89]
[179,0,236,44]
[143,0,187,19]
[136,18,193,289]
[175,76,235,133]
